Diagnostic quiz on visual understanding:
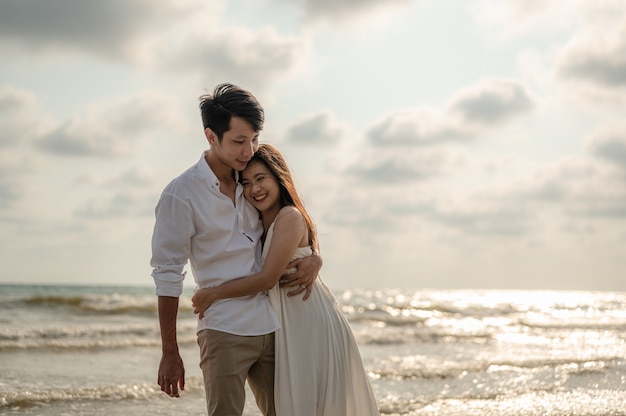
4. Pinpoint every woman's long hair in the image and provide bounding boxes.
[246,143,318,251]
